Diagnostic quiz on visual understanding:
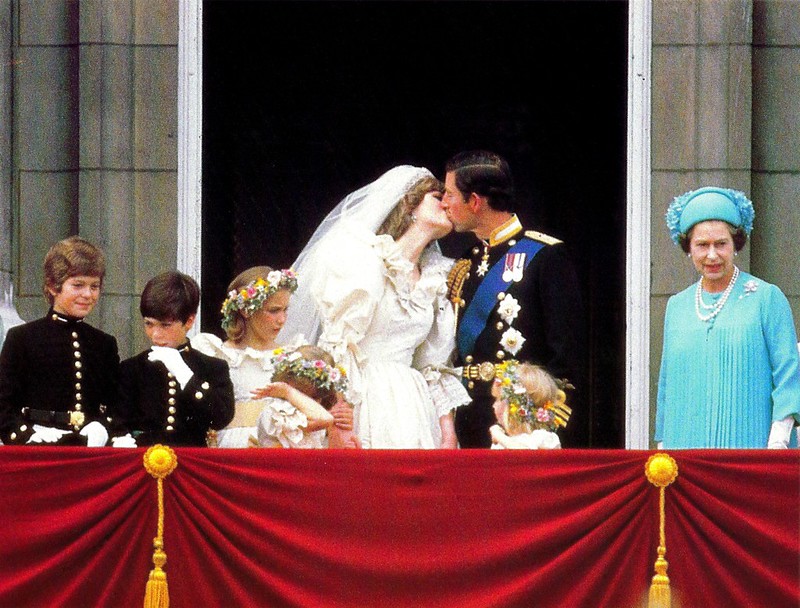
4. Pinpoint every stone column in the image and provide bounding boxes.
[0,0,24,341]
[650,0,754,444]
[752,0,800,329]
